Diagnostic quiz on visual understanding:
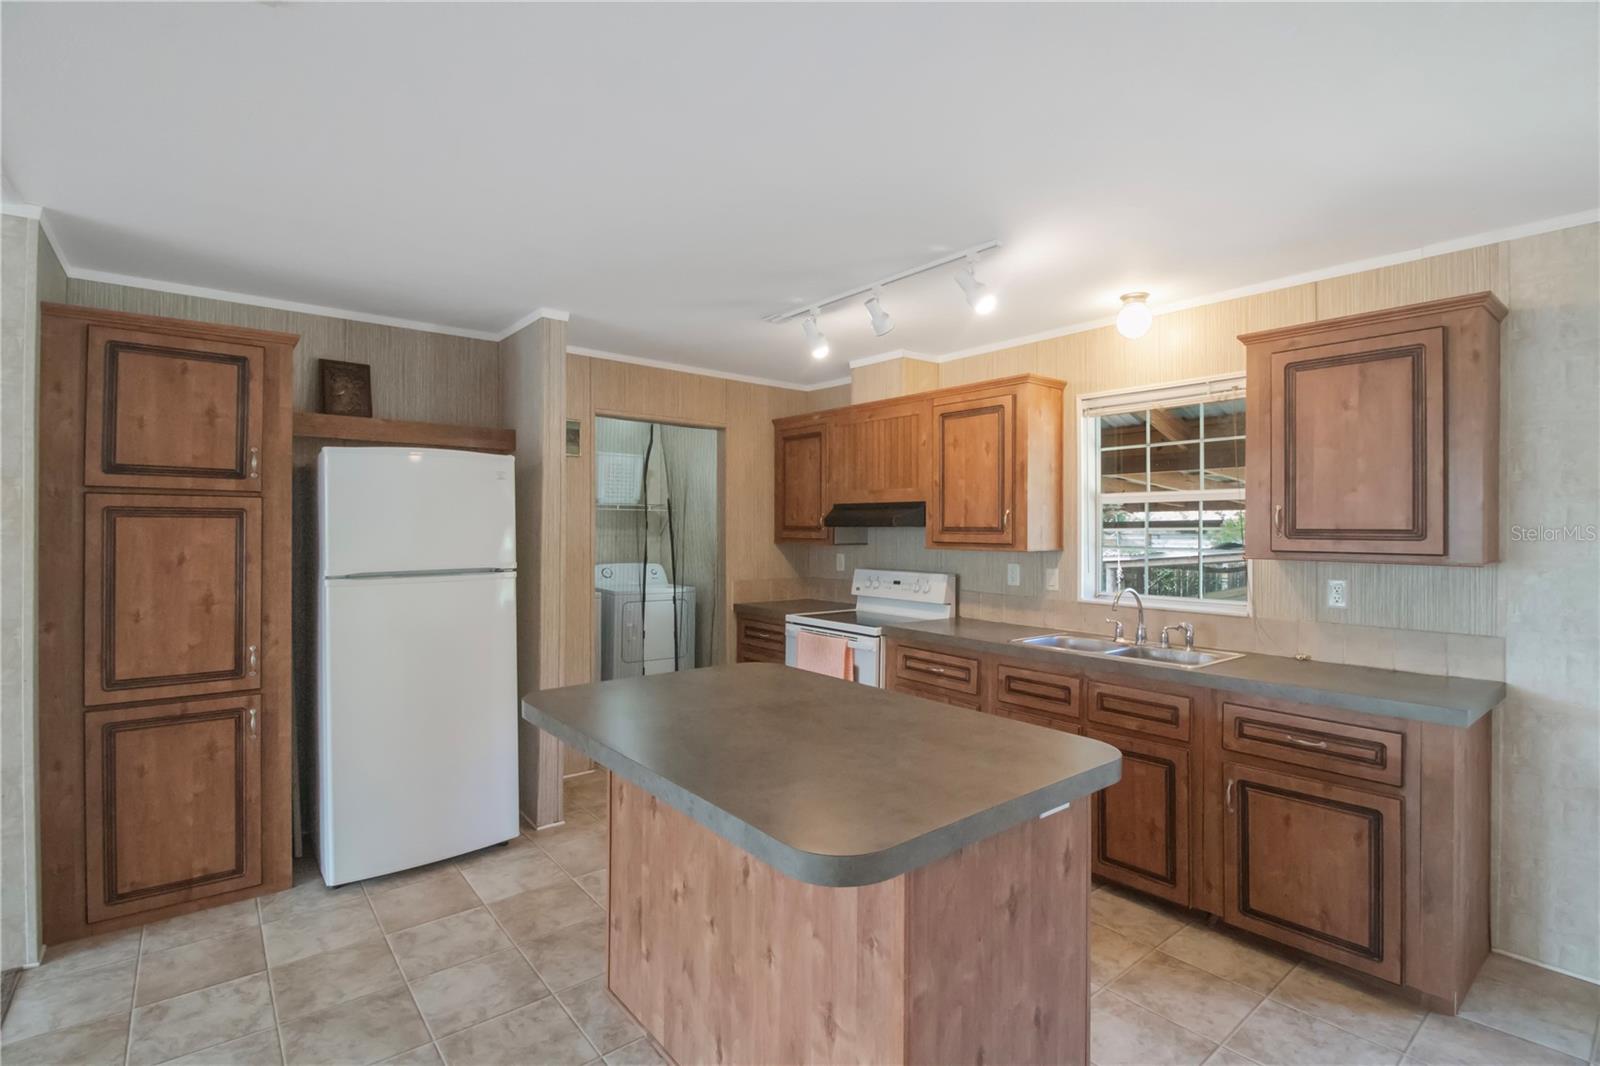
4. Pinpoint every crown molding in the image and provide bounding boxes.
[846,348,934,370]
[64,265,504,341]
[929,207,1600,366]
[1,202,42,220]
[566,345,849,392]
[495,306,570,339]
